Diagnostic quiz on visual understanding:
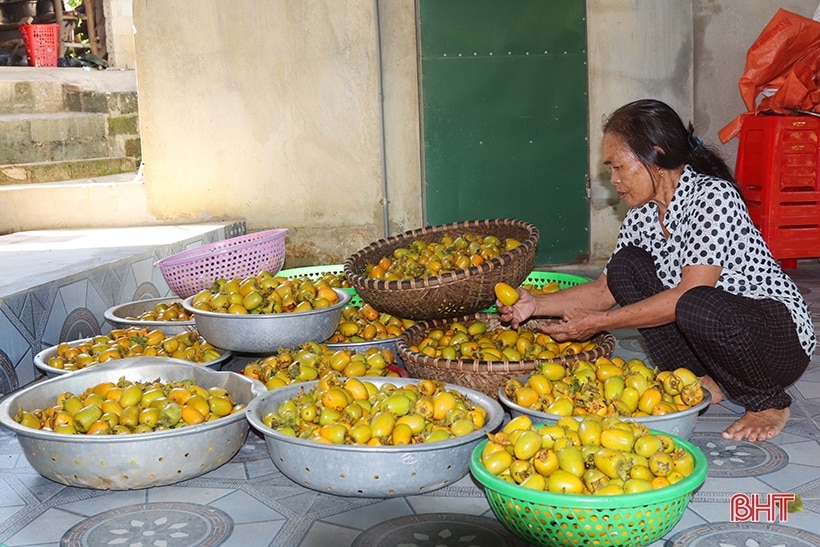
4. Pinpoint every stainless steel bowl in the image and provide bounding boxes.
[182,289,353,353]
[104,297,196,335]
[326,337,406,370]
[498,375,712,439]
[246,377,504,498]
[0,358,265,490]
[33,337,233,378]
